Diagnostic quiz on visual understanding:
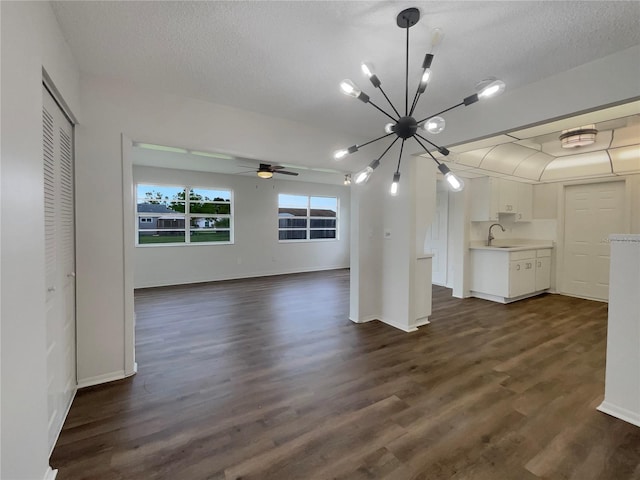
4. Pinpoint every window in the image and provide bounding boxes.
[136,184,232,245]
[278,194,338,241]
